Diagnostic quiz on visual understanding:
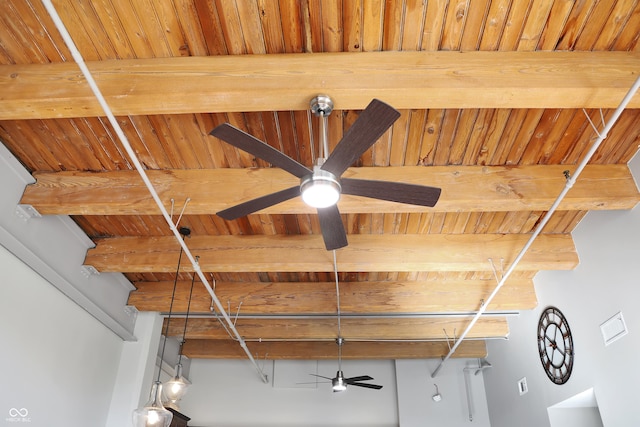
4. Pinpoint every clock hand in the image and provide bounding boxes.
[544,336,557,349]
[550,324,560,342]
